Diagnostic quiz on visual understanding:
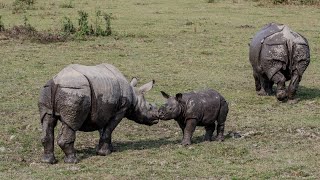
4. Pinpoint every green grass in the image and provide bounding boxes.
[0,0,320,179]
